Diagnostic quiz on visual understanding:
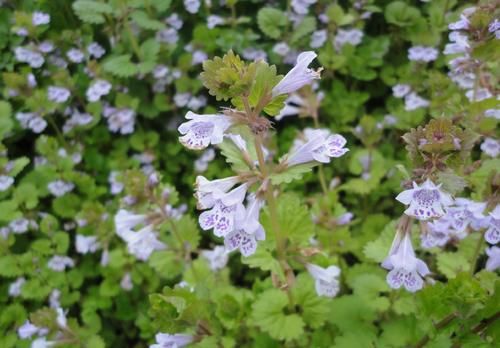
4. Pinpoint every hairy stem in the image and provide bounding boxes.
[470,232,484,275]
[414,312,458,348]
